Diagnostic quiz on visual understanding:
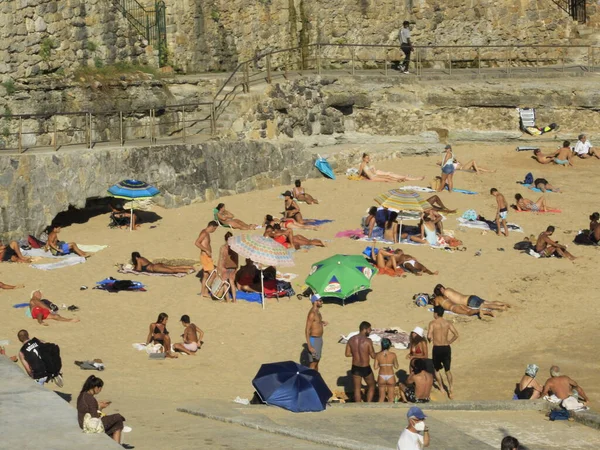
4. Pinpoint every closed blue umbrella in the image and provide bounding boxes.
[108,179,160,231]
[252,361,332,413]
[315,154,335,179]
